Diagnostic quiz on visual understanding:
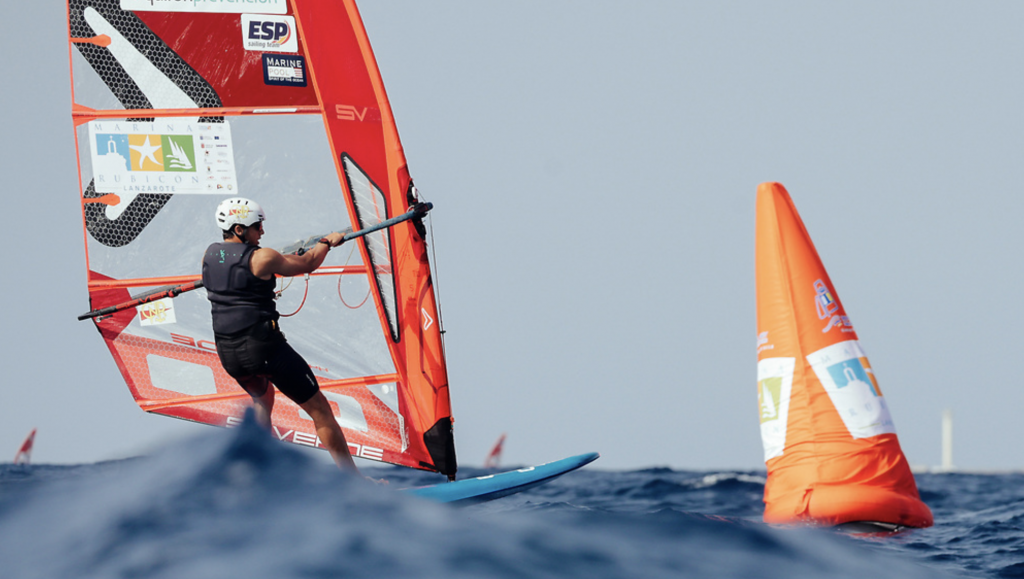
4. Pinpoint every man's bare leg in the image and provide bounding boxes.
[249,378,275,429]
[300,391,359,472]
